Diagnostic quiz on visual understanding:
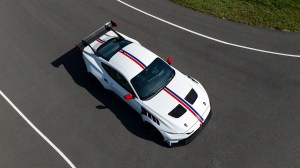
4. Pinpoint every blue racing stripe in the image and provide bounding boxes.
[165,87,204,121]
[98,38,106,43]
[120,50,146,68]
